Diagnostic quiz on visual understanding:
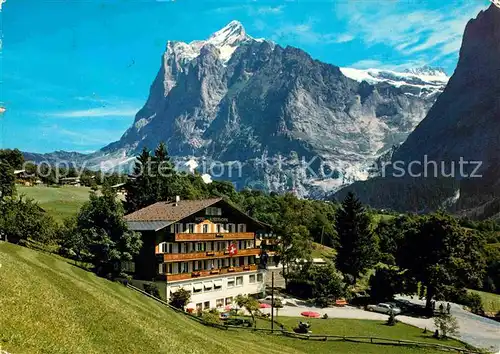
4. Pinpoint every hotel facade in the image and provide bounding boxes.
[124,197,271,311]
